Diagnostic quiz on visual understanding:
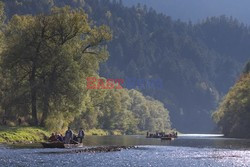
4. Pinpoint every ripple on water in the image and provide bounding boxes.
[1,145,250,167]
